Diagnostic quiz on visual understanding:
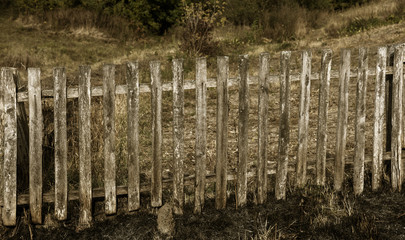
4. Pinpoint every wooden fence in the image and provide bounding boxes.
[0,44,404,227]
